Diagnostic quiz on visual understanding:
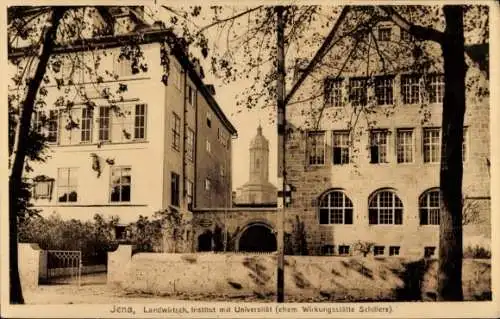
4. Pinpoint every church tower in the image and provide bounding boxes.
[249,125,269,184]
[235,125,277,205]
